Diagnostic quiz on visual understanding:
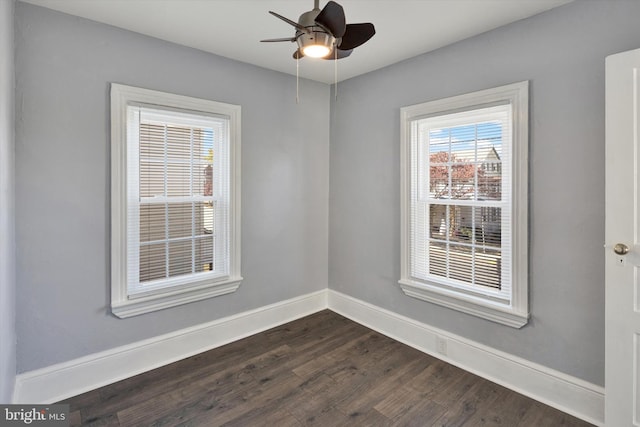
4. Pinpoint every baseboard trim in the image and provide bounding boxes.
[327,290,604,426]
[12,290,327,404]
